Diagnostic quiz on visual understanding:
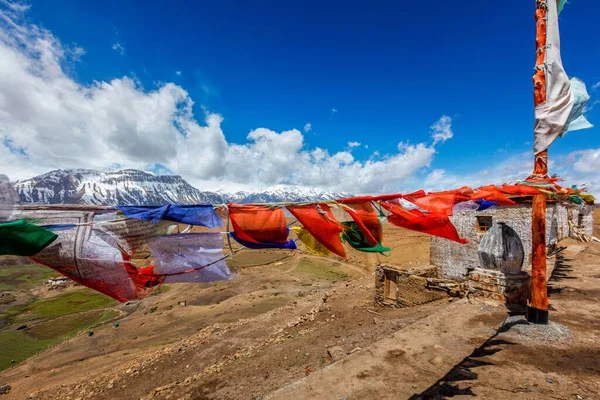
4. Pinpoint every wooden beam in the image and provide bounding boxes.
[528,0,550,324]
